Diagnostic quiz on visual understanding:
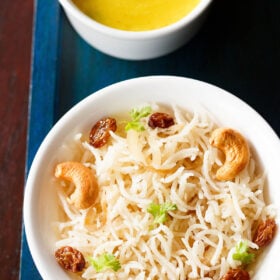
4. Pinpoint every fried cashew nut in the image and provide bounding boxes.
[55,161,98,209]
[209,128,250,181]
